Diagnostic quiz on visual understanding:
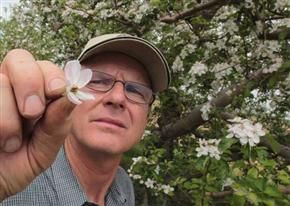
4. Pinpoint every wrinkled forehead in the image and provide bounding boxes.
[81,51,151,85]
